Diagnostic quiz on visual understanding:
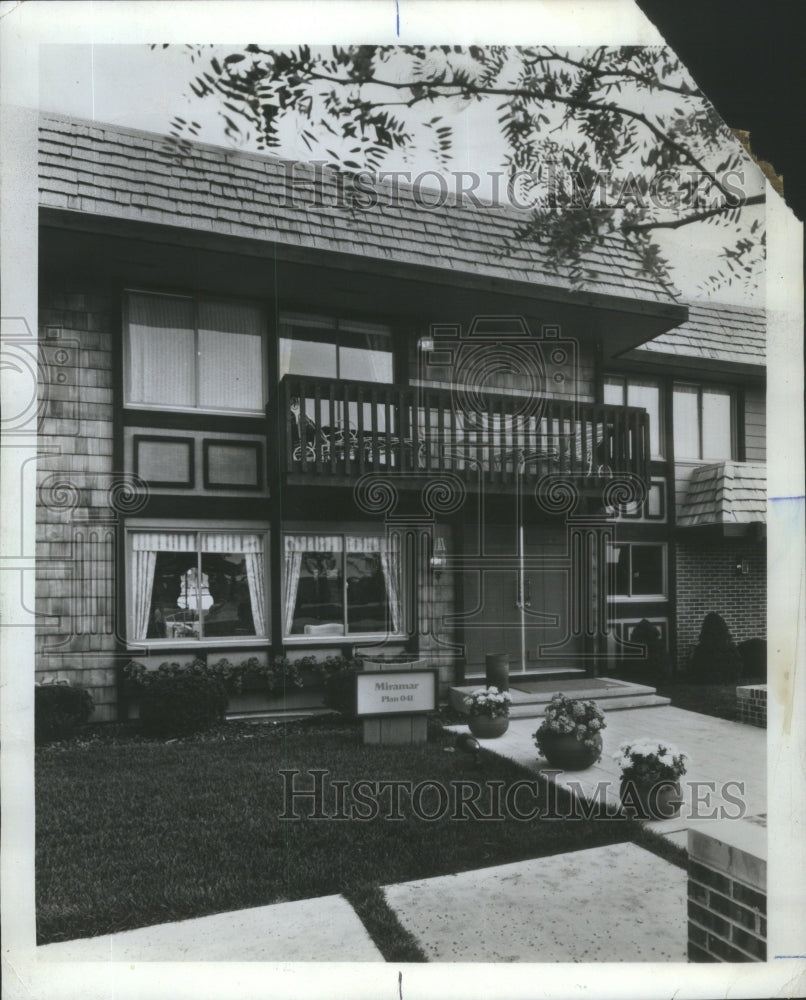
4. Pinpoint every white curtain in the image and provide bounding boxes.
[379,535,402,634]
[131,550,157,640]
[283,550,303,634]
